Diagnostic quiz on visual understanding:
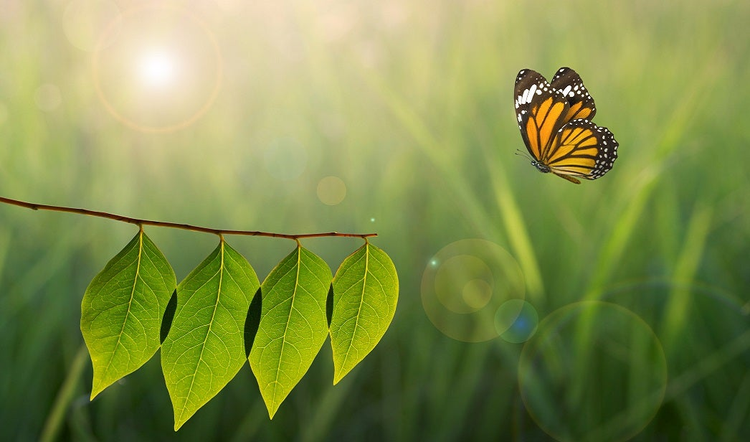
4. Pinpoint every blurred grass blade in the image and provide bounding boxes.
[720,372,750,442]
[249,245,332,419]
[584,61,714,301]
[330,242,398,384]
[39,344,88,442]
[584,170,658,300]
[662,204,712,349]
[356,64,500,241]
[161,239,259,430]
[81,229,176,399]
[490,172,545,301]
